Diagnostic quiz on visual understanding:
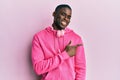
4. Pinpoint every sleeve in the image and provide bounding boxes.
[75,38,86,80]
[31,34,70,75]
